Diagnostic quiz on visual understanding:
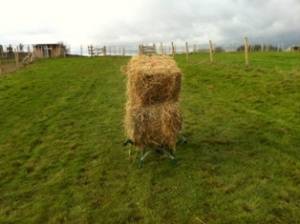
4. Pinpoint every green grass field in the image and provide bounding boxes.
[1,52,300,224]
